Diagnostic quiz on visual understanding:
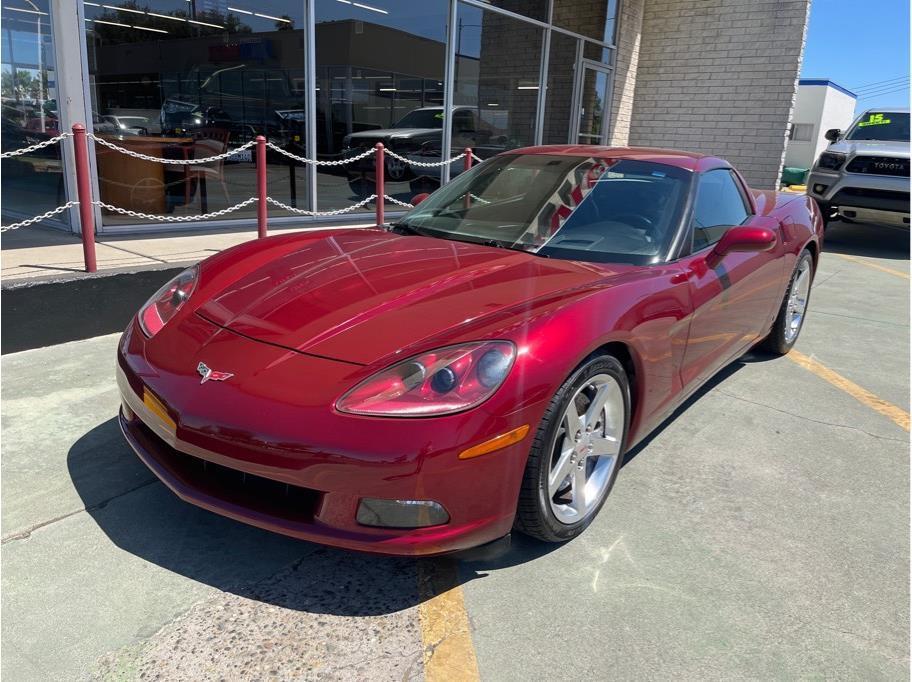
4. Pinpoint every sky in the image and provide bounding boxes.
[801,0,910,113]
